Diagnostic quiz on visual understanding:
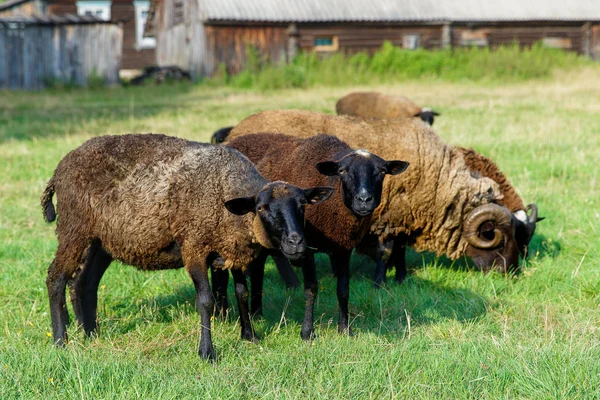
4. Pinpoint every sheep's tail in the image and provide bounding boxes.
[41,177,56,223]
